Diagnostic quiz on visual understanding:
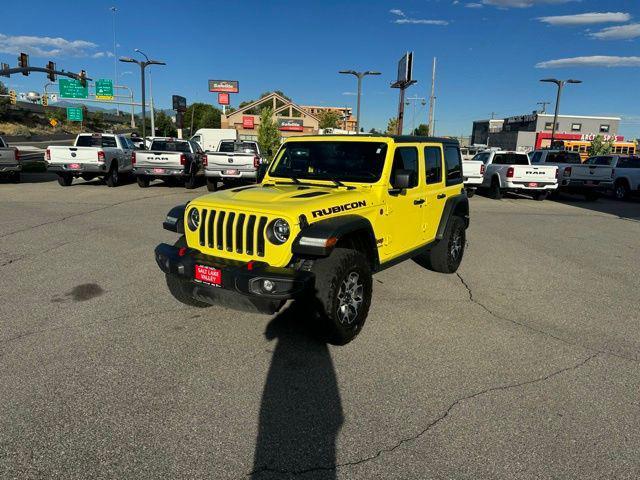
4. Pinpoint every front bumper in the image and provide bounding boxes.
[155,243,314,314]
[47,163,107,174]
[205,169,256,179]
[134,166,186,177]
[0,164,21,173]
